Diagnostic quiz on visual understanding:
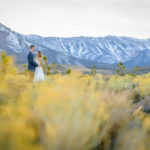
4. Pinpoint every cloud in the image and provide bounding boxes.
[0,0,150,38]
